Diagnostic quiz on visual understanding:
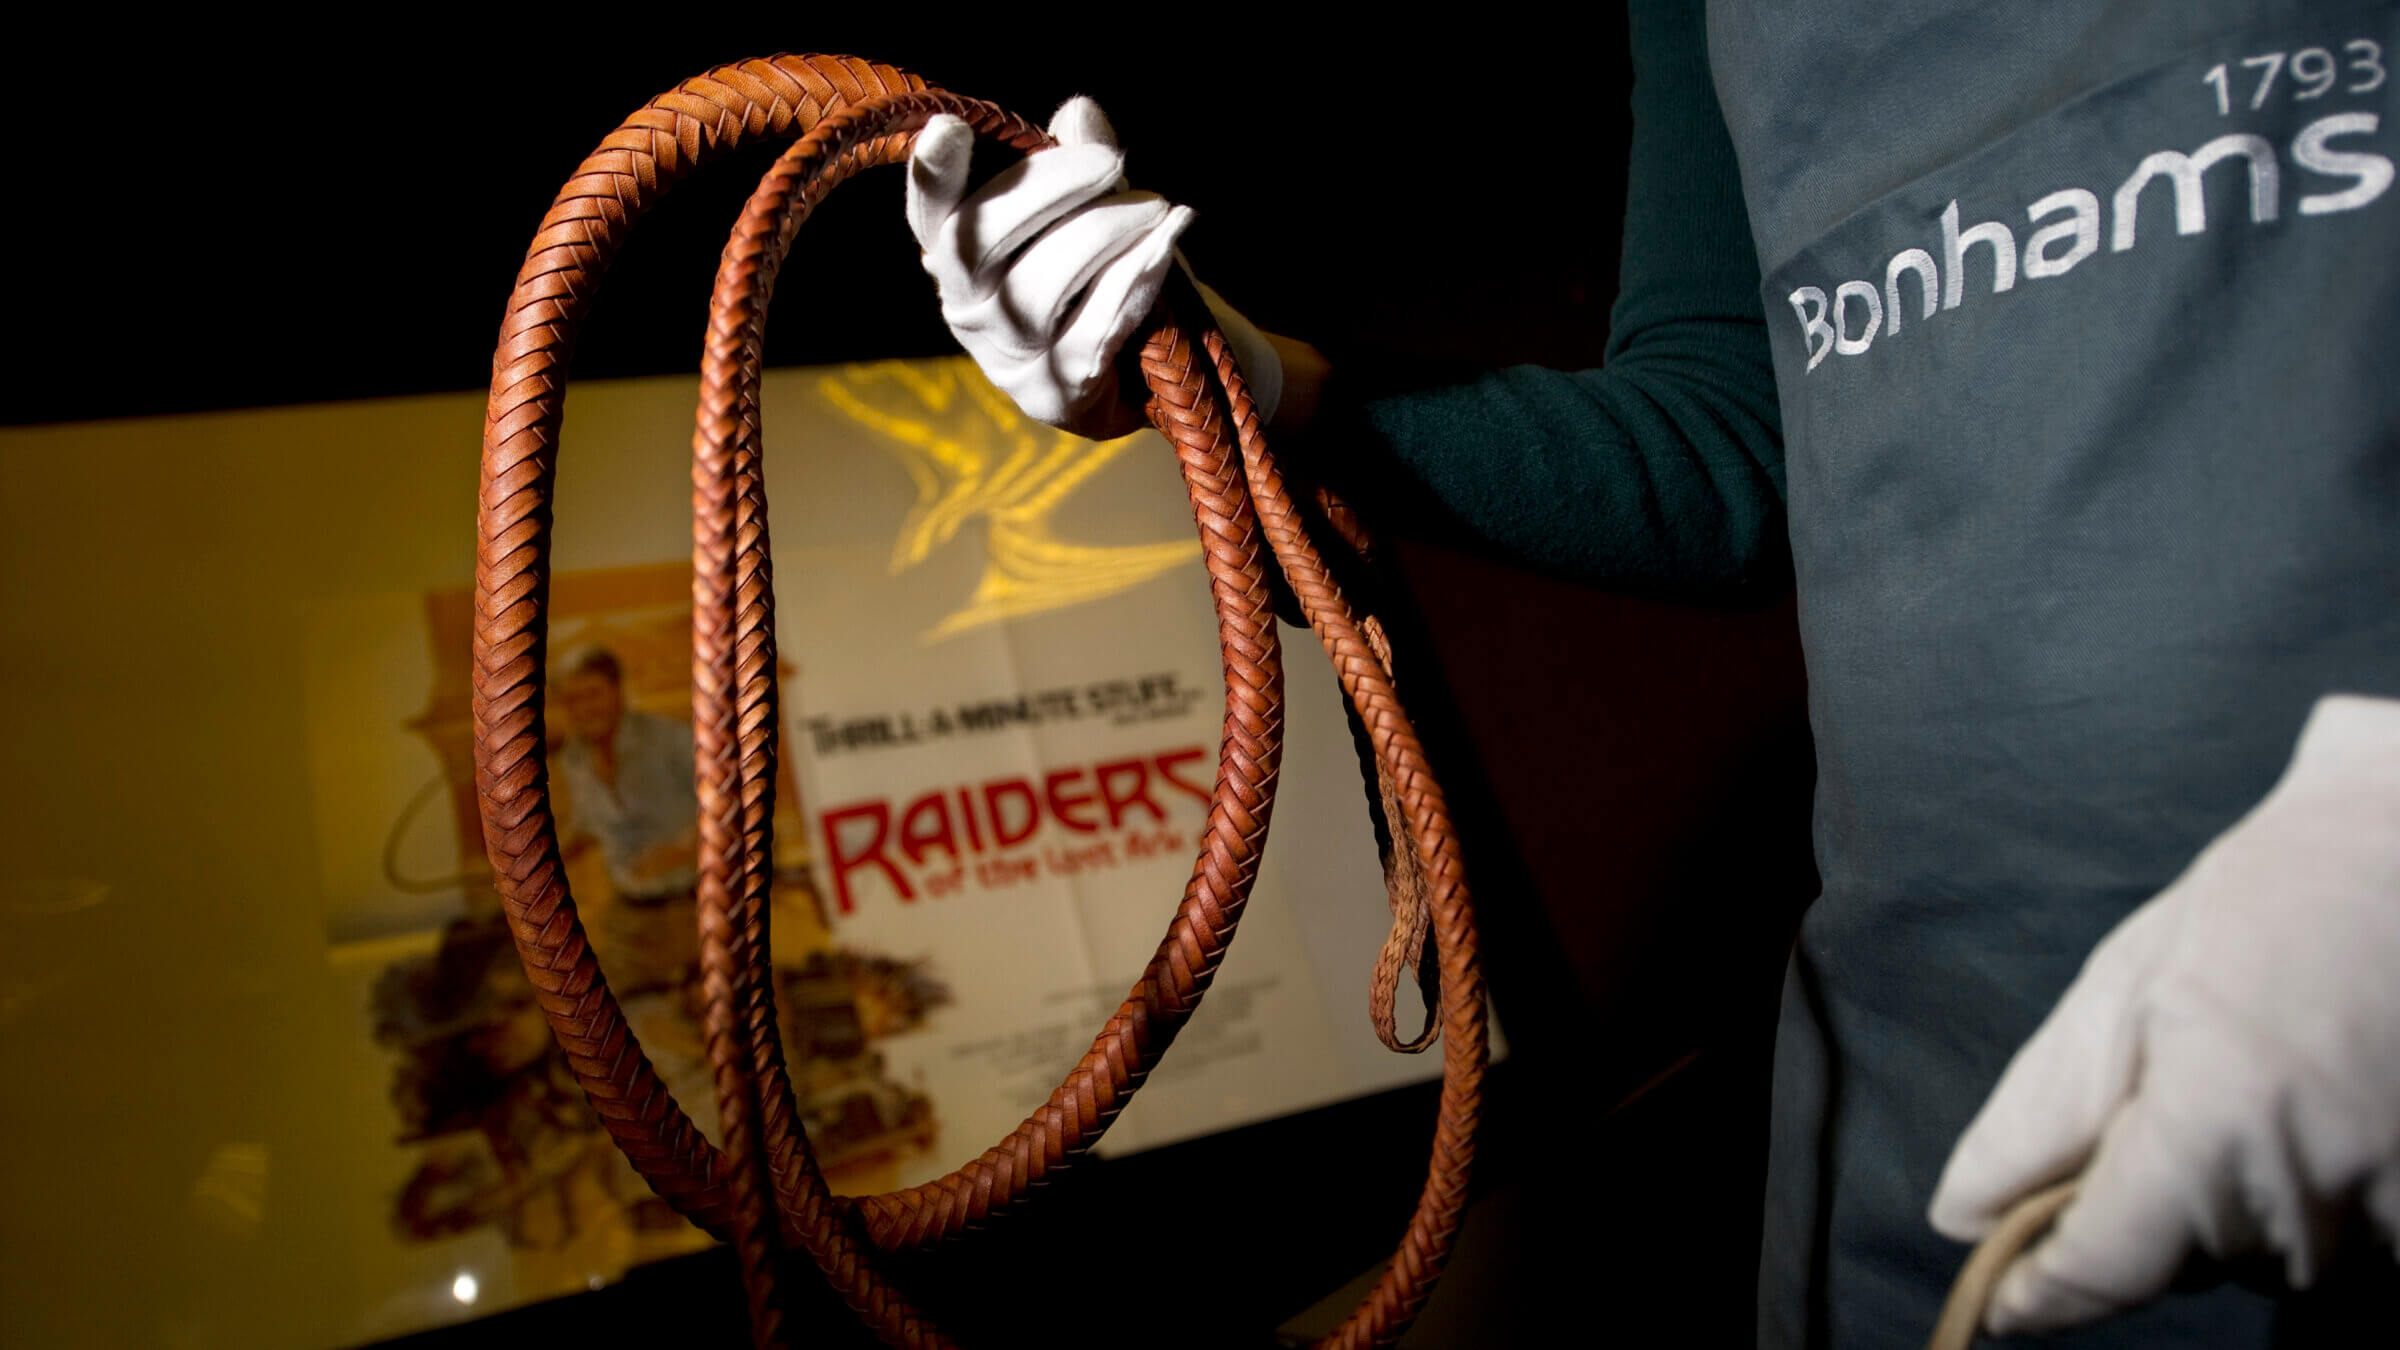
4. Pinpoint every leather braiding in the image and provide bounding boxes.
[478,54,932,1244]
[1193,301,1487,1345]
[476,61,1486,1350]
[699,109,965,1350]
[699,92,1294,1263]
[1359,613,1441,1055]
